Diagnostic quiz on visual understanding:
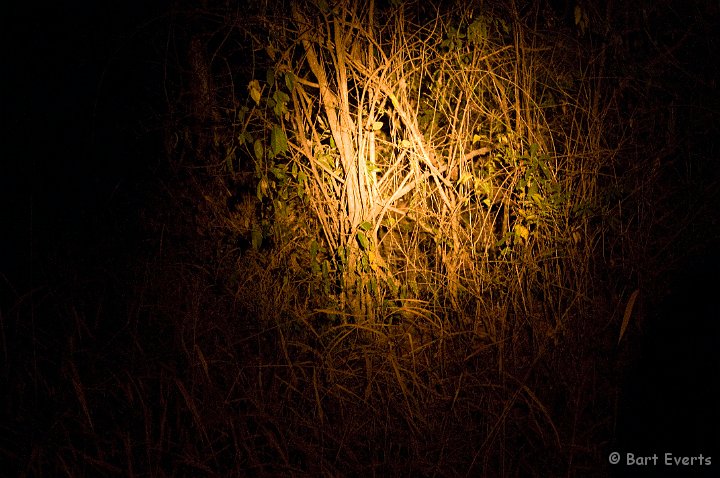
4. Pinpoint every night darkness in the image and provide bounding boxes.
[2,1,719,476]
[3,2,165,292]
